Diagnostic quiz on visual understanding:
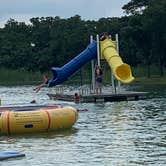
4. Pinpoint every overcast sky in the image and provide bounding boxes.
[0,0,130,27]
